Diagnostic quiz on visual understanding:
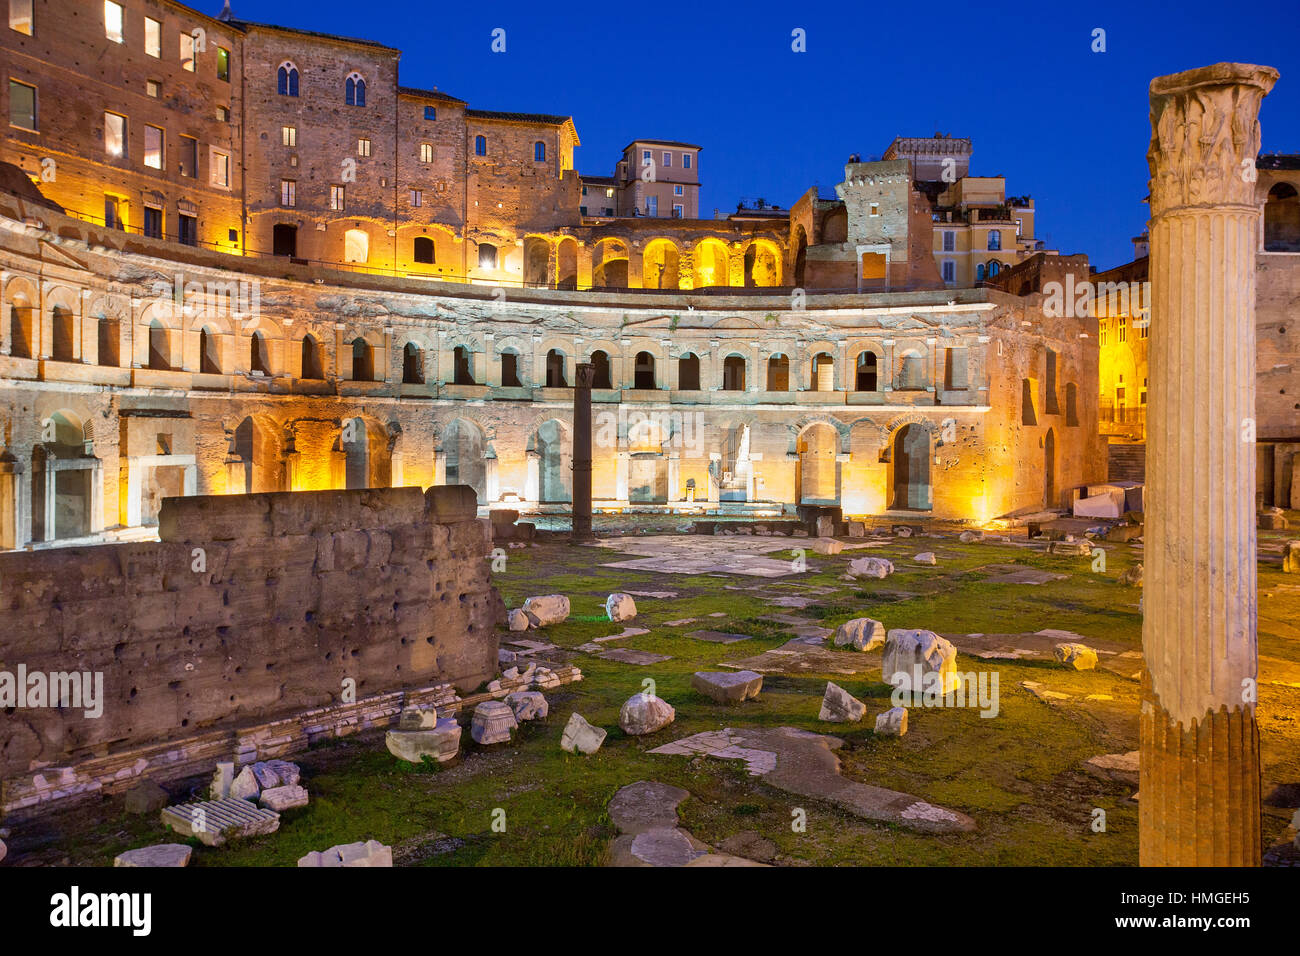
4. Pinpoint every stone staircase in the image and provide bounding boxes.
[1108,442,1146,483]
